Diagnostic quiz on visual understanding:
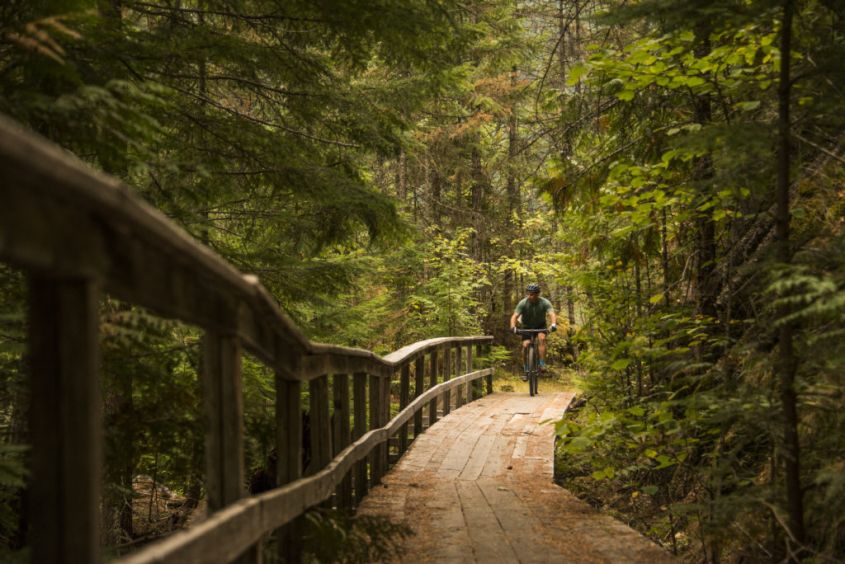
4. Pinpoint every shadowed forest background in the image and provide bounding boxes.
[1,0,844,561]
